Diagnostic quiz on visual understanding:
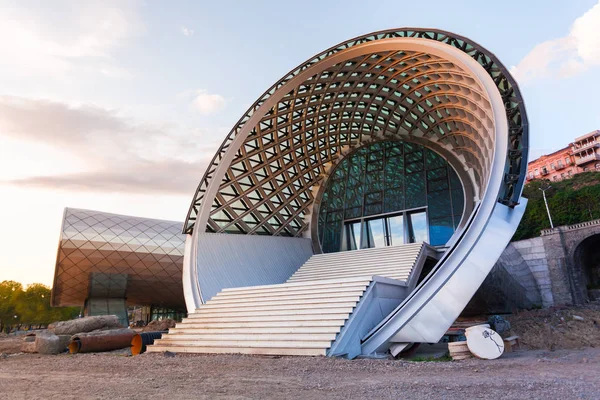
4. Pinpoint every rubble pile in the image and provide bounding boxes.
[507,302,600,350]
